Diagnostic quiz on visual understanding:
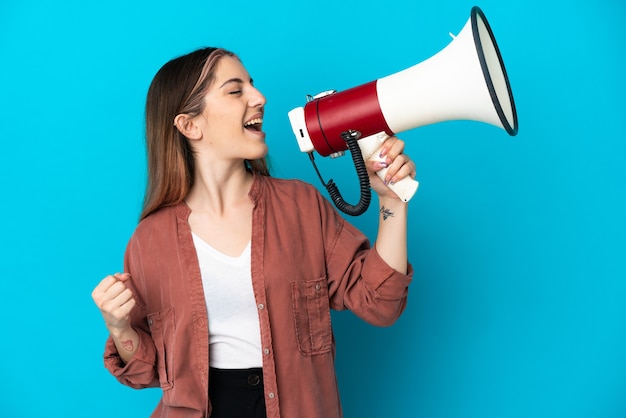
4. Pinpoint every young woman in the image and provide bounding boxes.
[92,47,415,418]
